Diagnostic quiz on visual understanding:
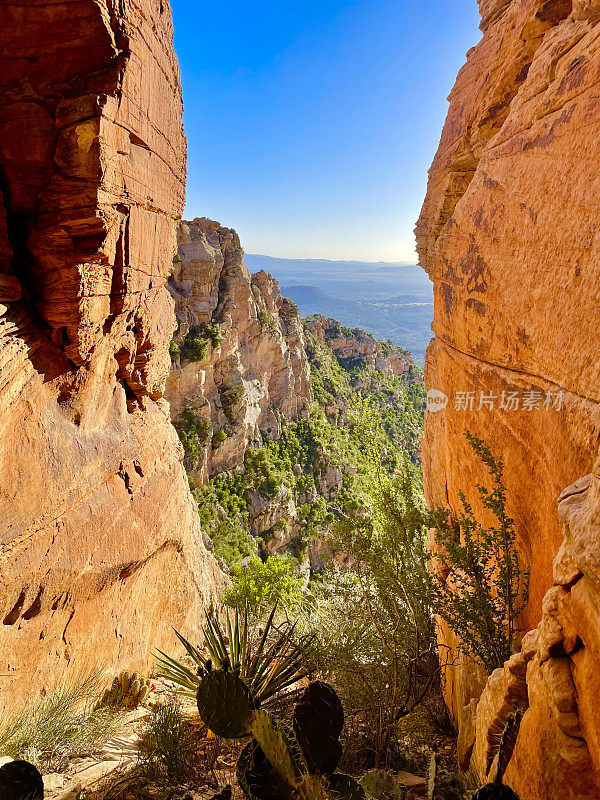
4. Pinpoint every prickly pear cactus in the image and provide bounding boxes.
[326,773,367,800]
[197,672,363,800]
[98,670,151,710]
[472,785,519,800]
[0,759,44,800]
[360,770,404,800]
[237,739,298,800]
[293,681,344,775]
[197,668,255,738]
